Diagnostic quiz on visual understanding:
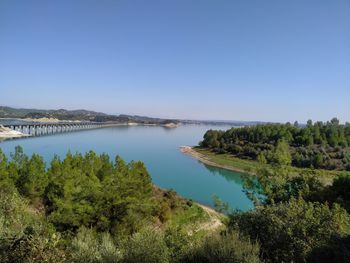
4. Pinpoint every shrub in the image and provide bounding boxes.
[229,198,350,263]
[122,227,169,263]
[70,227,121,263]
[184,231,261,263]
[0,189,66,262]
